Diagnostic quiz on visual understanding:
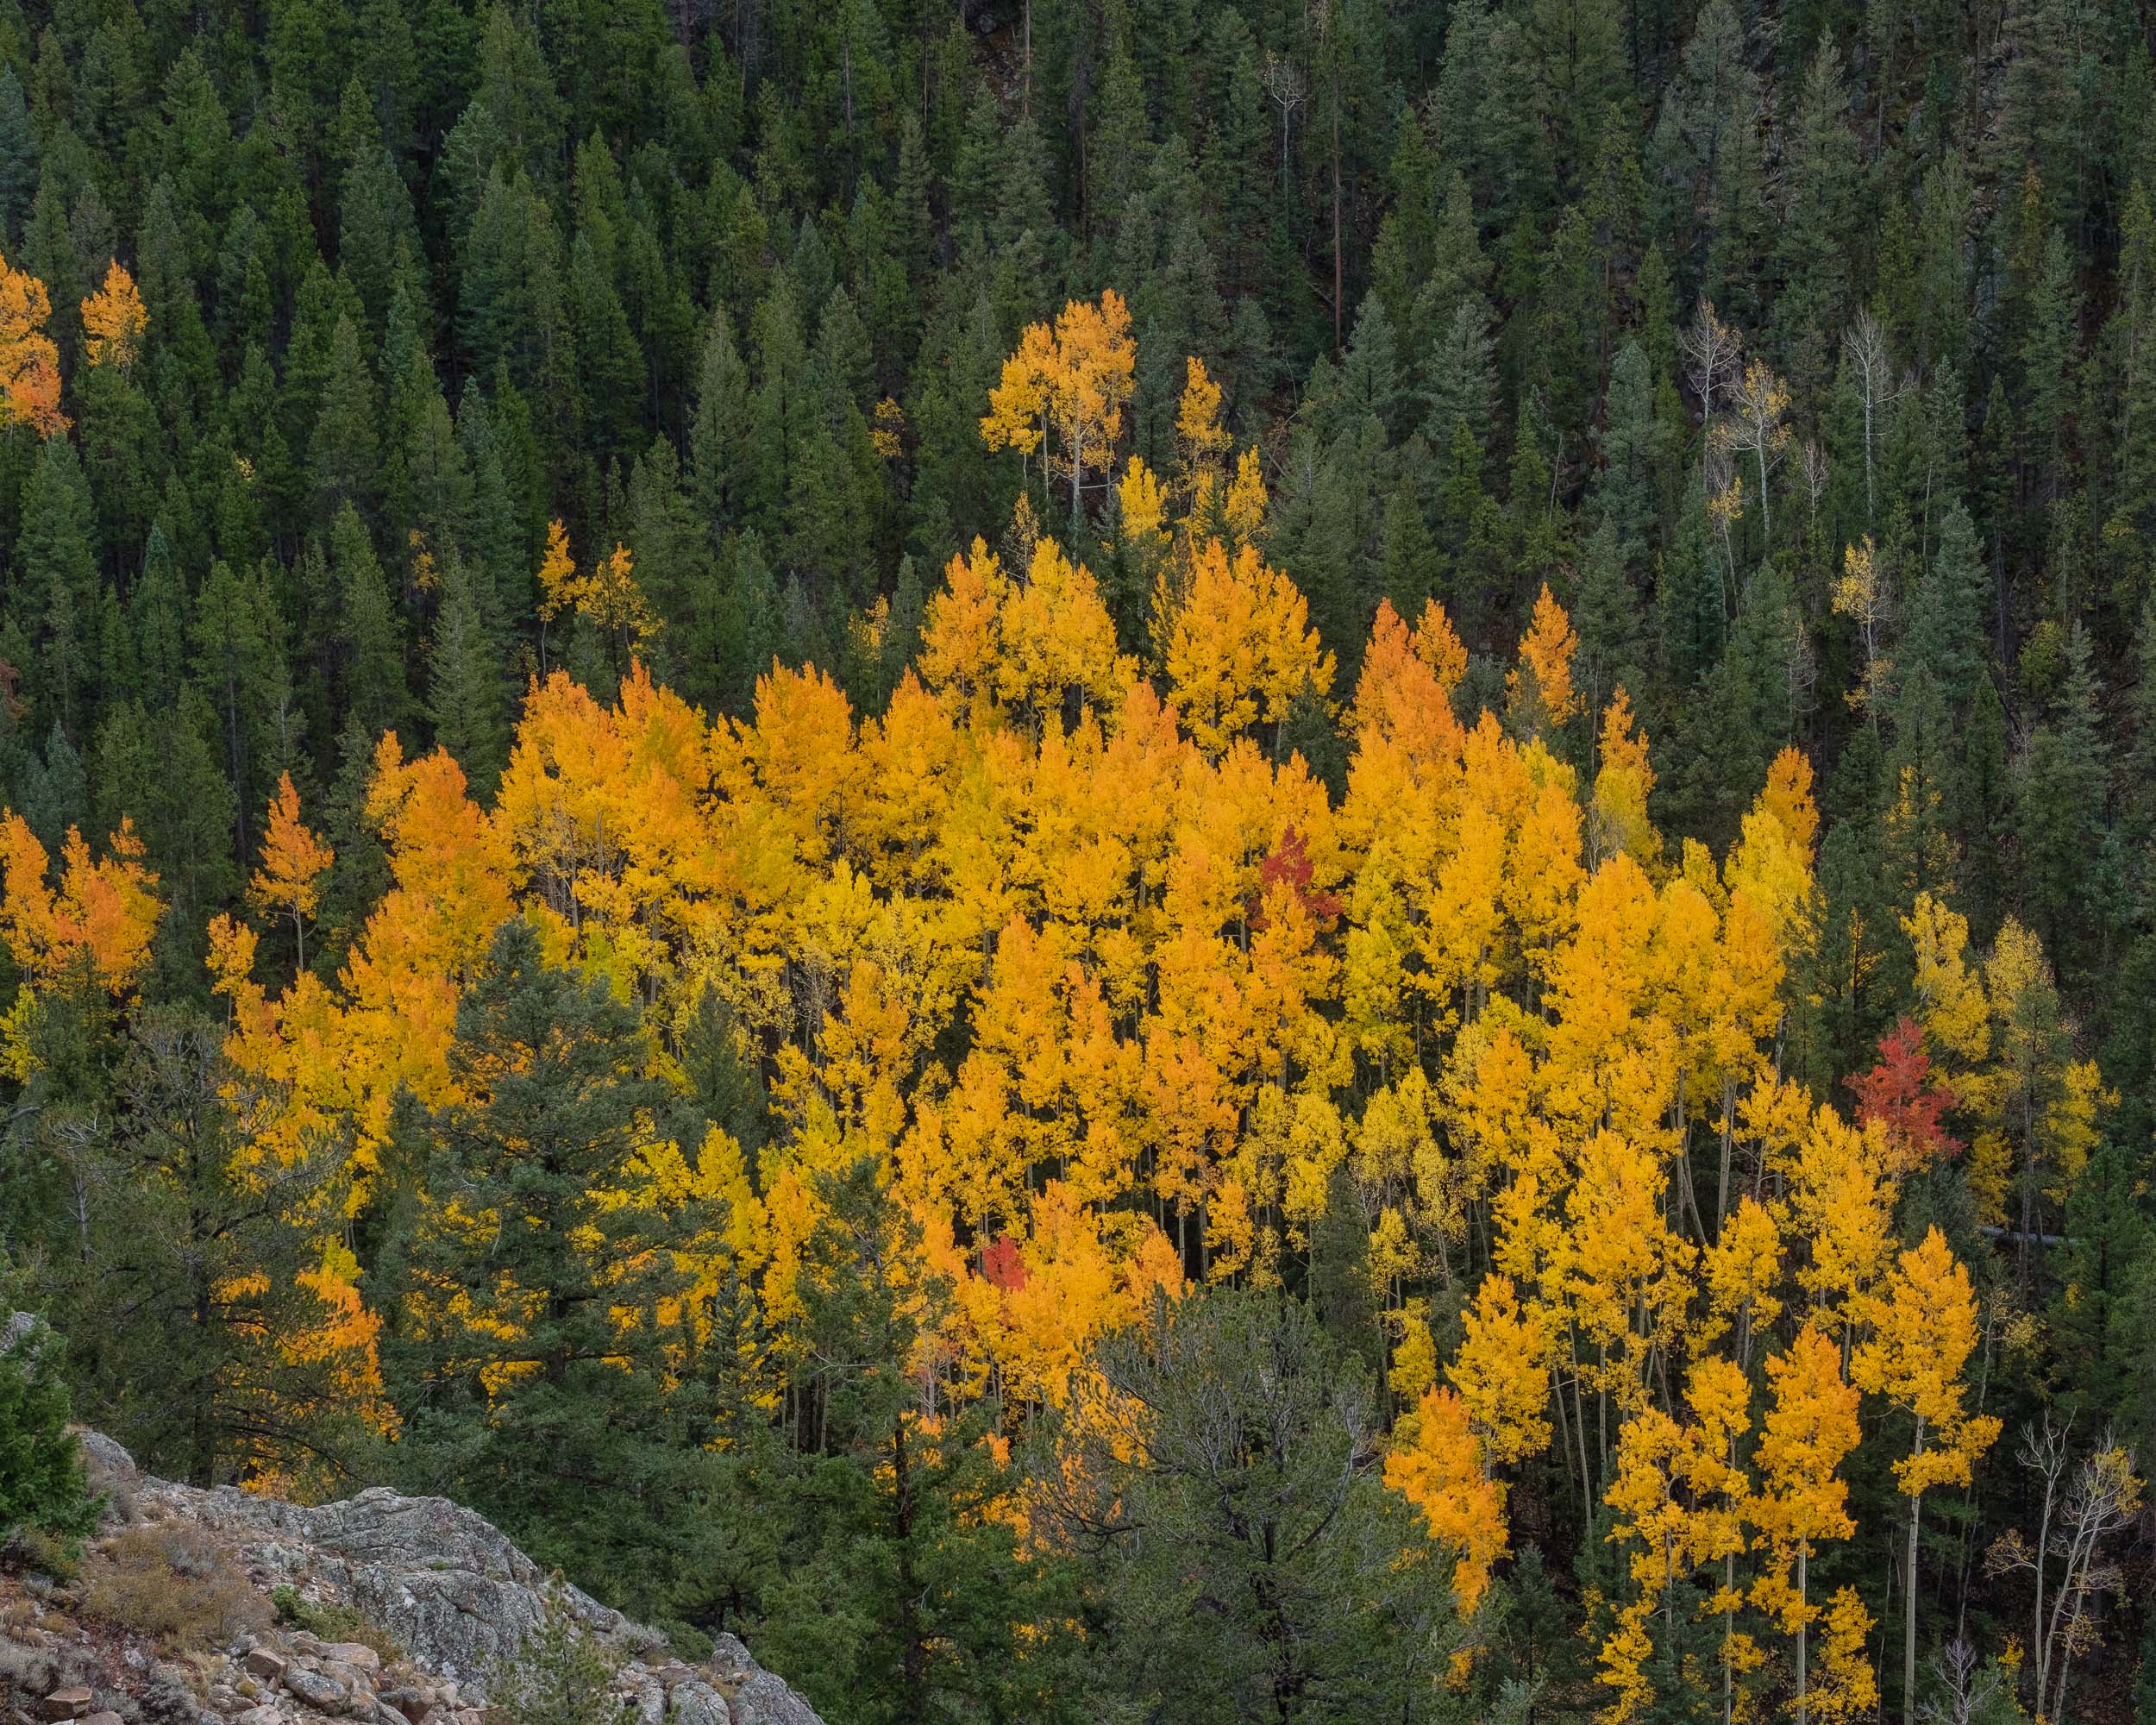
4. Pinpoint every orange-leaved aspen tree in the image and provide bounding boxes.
[1383,1383,1507,1616]
[1507,583,1581,734]
[0,812,161,1000]
[0,248,66,436]
[248,773,335,974]
[1751,1323,1862,1725]
[80,259,147,368]
[1852,1228,2001,1725]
